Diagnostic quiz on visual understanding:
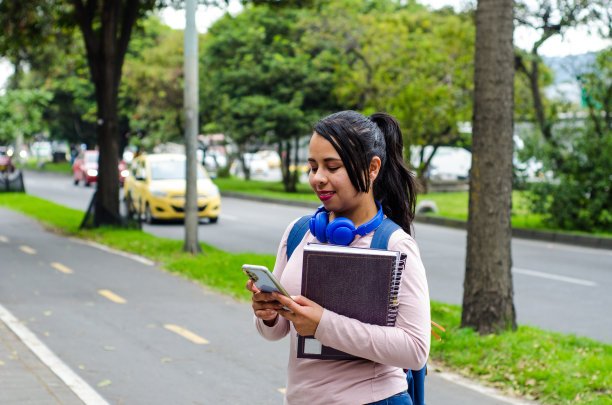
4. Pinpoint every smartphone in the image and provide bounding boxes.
[242,264,291,298]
